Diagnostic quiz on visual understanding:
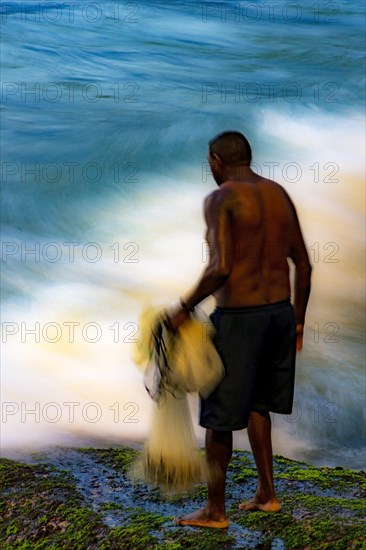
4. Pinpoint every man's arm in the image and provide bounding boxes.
[181,188,233,311]
[285,191,312,326]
